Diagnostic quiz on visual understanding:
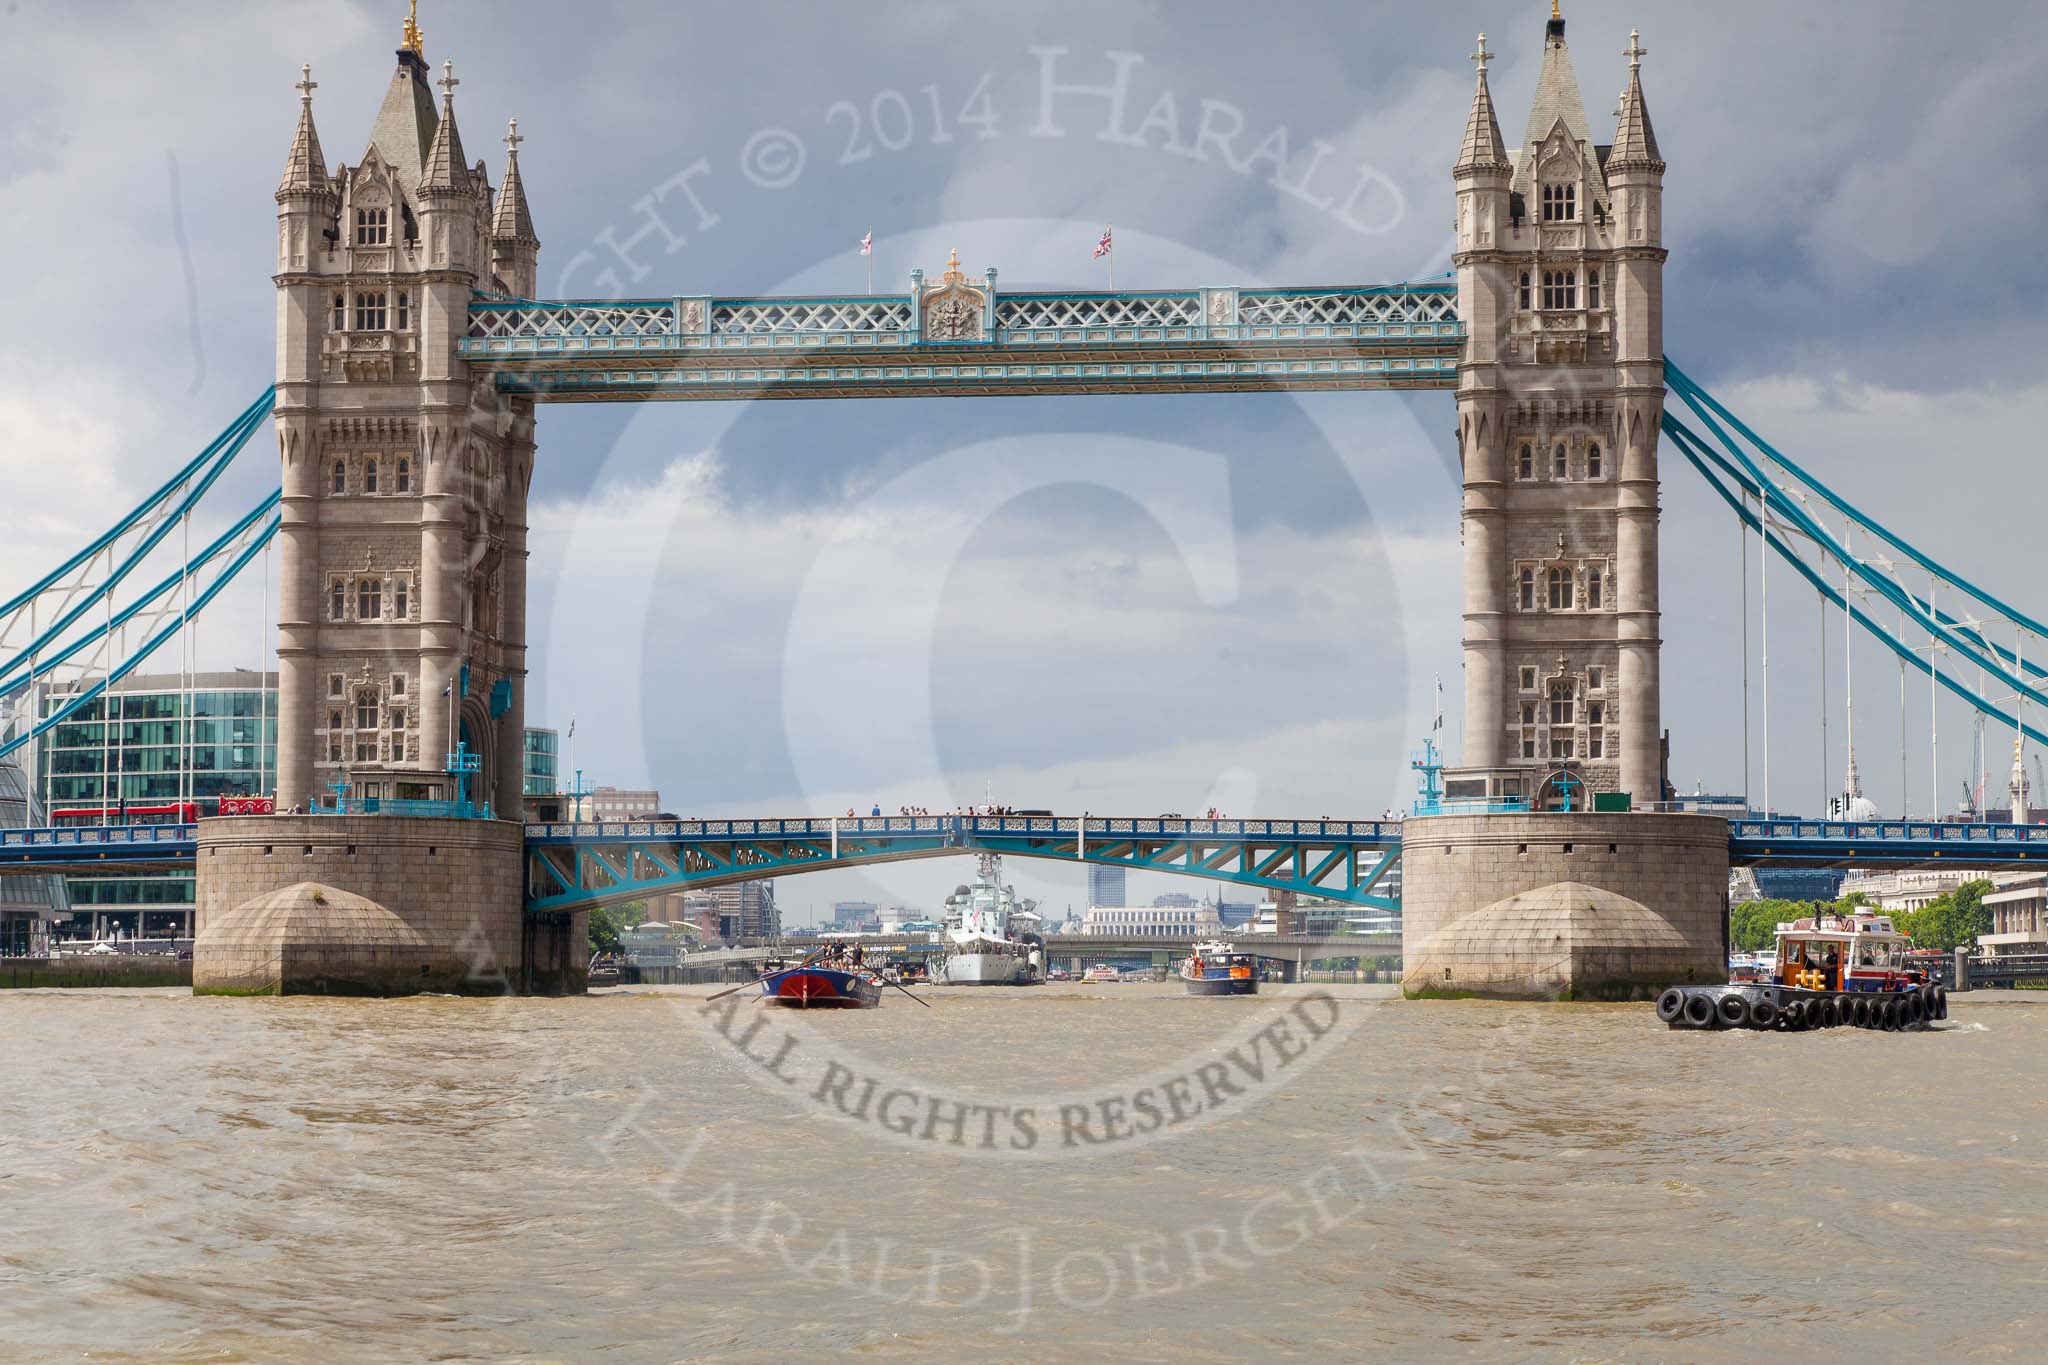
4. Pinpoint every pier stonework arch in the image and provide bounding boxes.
[1450,14,1667,807]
